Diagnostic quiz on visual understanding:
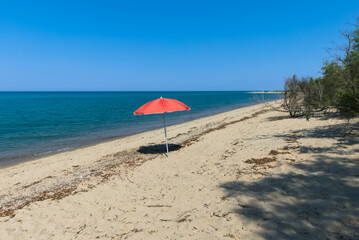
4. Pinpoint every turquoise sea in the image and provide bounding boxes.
[0,91,282,167]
